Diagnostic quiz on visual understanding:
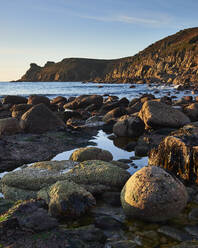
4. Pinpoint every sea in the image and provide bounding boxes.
[0,81,196,195]
[0,81,193,100]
